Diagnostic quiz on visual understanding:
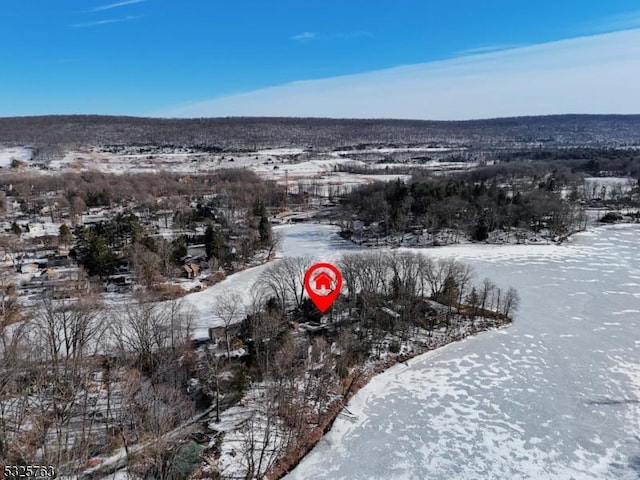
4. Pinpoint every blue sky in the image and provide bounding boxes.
[1,1,640,118]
